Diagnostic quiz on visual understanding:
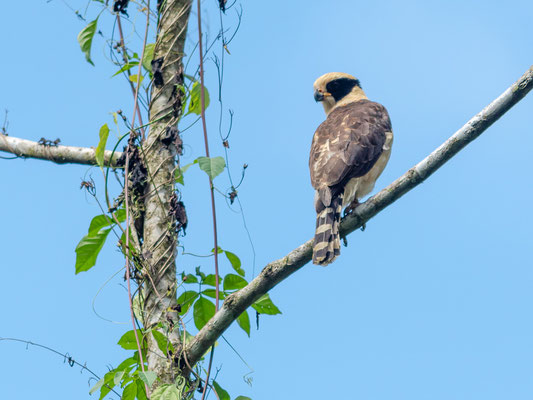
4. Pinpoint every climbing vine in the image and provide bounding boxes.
[71,1,279,399]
